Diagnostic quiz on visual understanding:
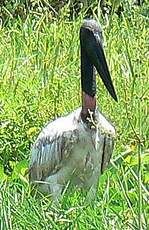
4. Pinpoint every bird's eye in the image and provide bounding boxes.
[94,31,104,47]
